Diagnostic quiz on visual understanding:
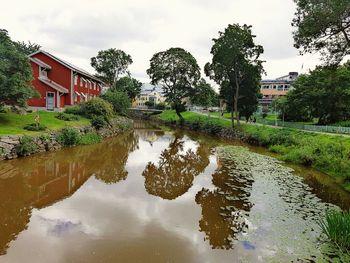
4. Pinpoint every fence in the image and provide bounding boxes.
[256,118,350,135]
